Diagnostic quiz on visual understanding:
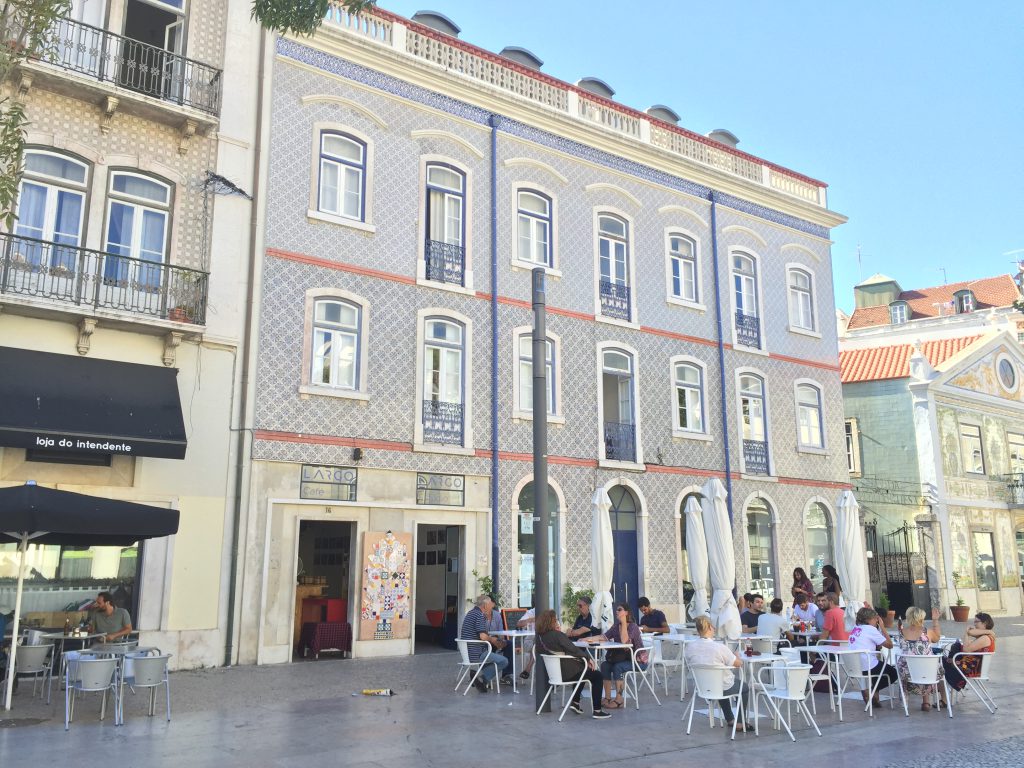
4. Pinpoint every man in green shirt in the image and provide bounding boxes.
[89,591,133,642]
